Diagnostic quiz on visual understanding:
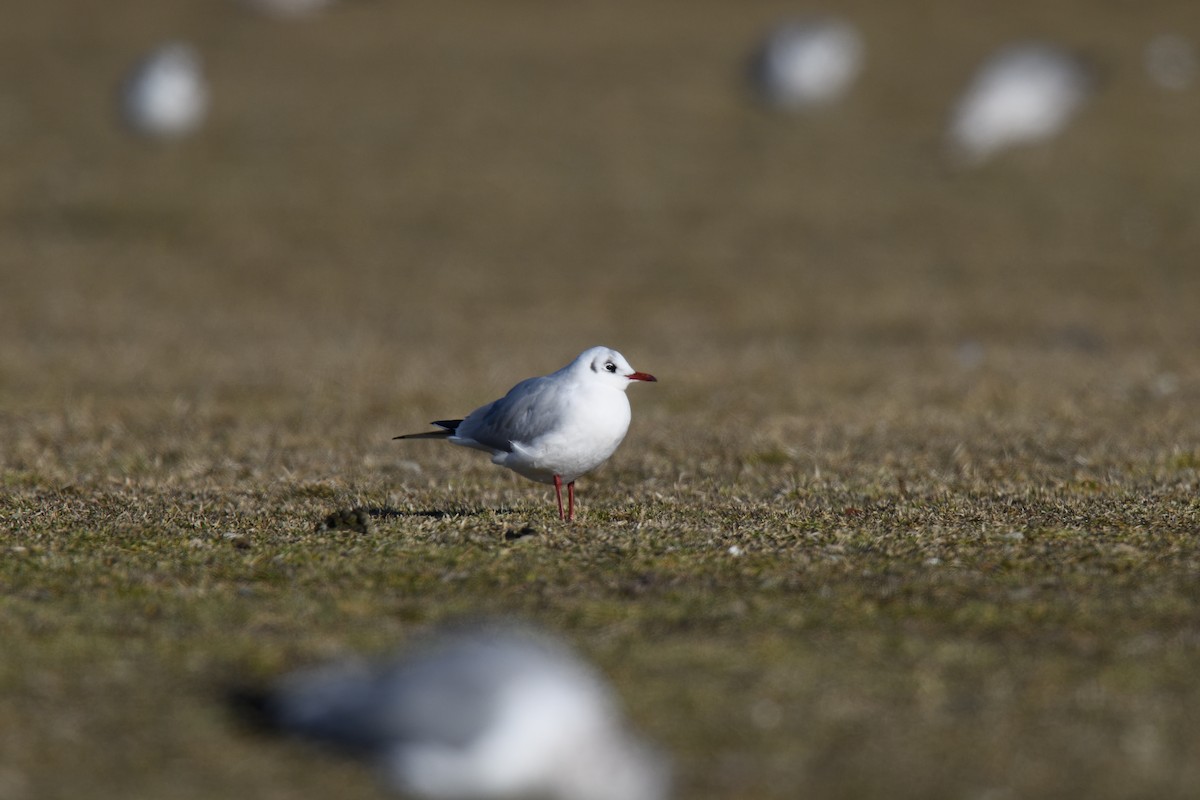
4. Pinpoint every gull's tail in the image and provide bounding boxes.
[393,419,463,440]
